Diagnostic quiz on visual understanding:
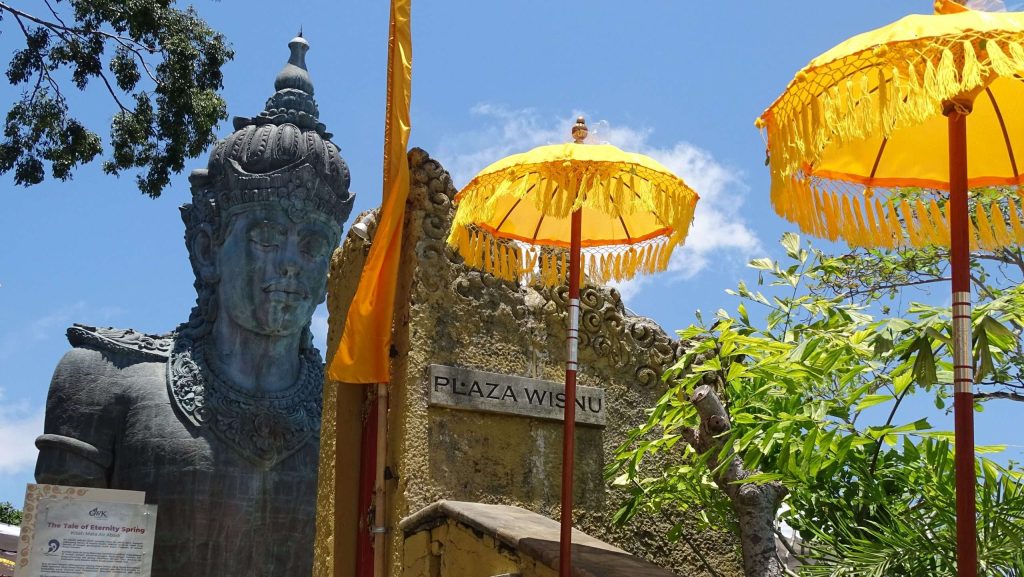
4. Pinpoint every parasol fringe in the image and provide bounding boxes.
[1007,197,1024,244]
[936,48,960,96]
[929,198,950,247]
[763,34,1024,197]
[990,203,1013,247]
[1008,41,1024,71]
[923,58,942,108]
[885,202,904,247]
[969,216,981,251]
[808,186,824,238]
[861,195,879,245]
[960,41,983,91]
[985,40,1017,76]
[875,198,894,248]
[449,161,699,288]
[877,67,890,133]
[976,203,997,250]
[823,189,840,241]
[914,199,938,247]
[850,195,868,246]
[857,74,874,140]
[839,195,856,244]
[900,199,923,247]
